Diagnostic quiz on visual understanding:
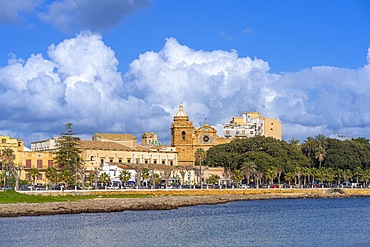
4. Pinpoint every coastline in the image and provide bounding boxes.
[1,188,370,217]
